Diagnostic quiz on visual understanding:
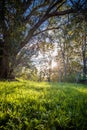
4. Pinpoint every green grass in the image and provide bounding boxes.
[0,81,87,130]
